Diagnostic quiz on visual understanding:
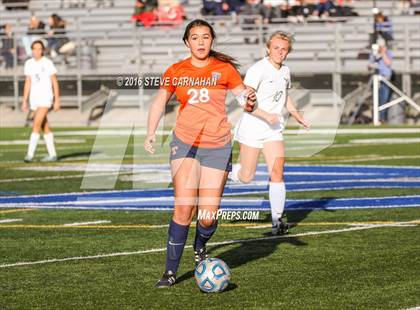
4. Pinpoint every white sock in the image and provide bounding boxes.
[230,163,242,182]
[27,132,40,158]
[269,182,286,226]
[43,132,57,157]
